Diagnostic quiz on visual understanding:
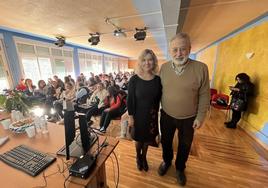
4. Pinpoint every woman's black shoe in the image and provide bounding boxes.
[226,124,237,129]
[136,155,143,171]
[142,158,149,172]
